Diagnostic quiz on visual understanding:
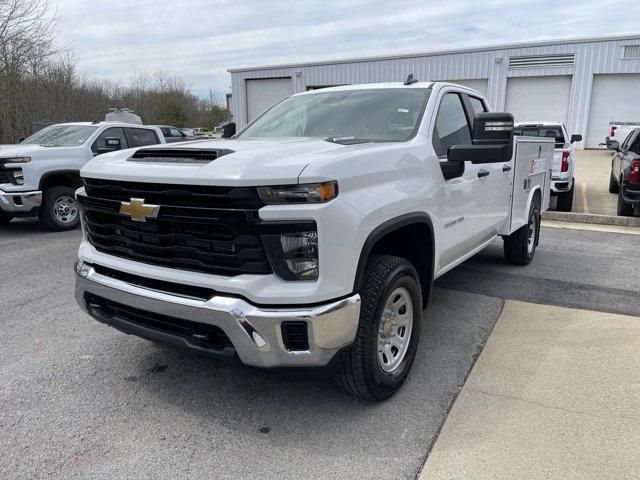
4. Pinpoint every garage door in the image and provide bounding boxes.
[246,78,291,122]
[440,79,488,96]
[586,74,640,148]
[505,75,572,124]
